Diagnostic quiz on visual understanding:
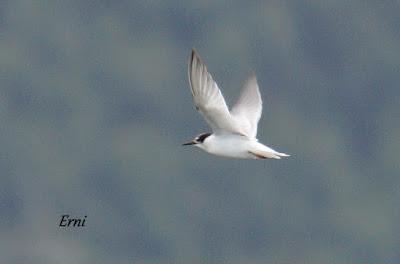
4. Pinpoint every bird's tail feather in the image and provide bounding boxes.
[249,149,290,159]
